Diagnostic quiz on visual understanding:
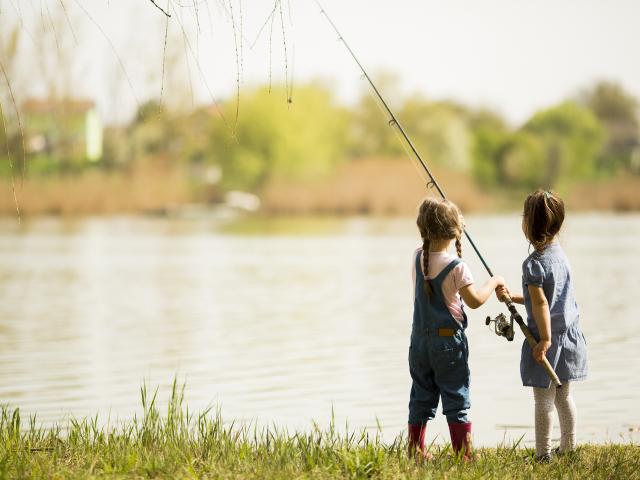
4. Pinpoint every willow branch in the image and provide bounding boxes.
[149,0,171,18]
